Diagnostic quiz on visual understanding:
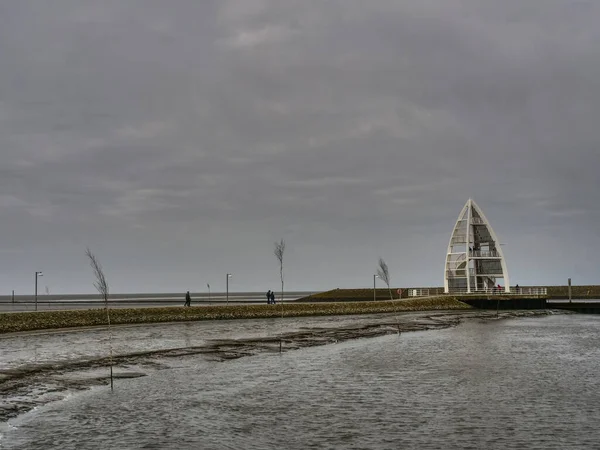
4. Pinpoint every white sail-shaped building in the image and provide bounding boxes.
[444,199,510,293]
